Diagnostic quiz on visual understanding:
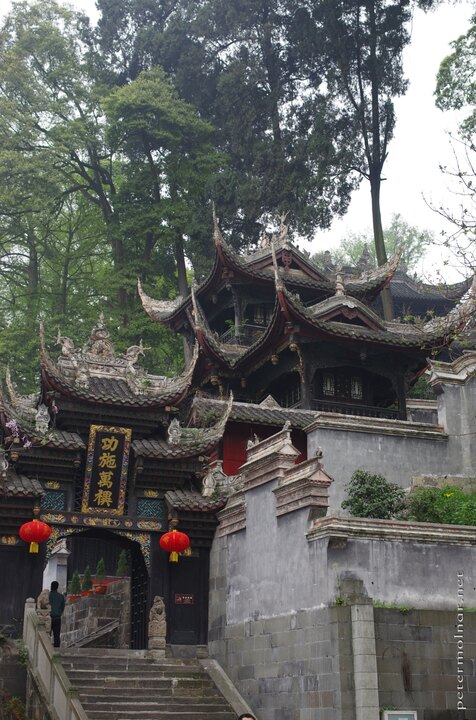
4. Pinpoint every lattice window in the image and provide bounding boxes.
[322,373,335,396]
[41,491,65,512]
[351,376,363,400]
[137,498,167,519]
